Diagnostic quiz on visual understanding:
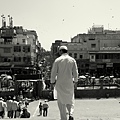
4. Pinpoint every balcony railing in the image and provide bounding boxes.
[77,77,120,90]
